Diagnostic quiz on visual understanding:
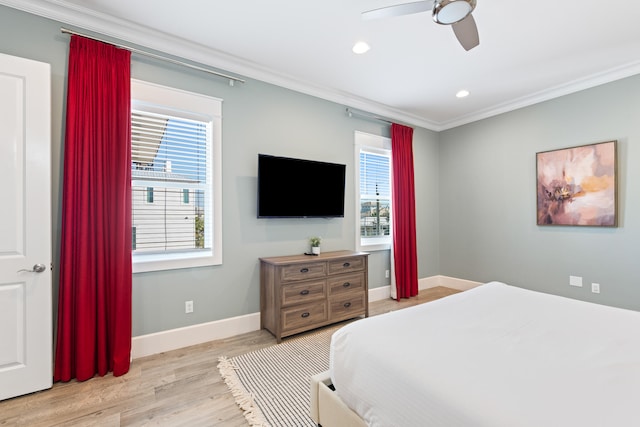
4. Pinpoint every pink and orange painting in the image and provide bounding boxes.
[536,141,617,226]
